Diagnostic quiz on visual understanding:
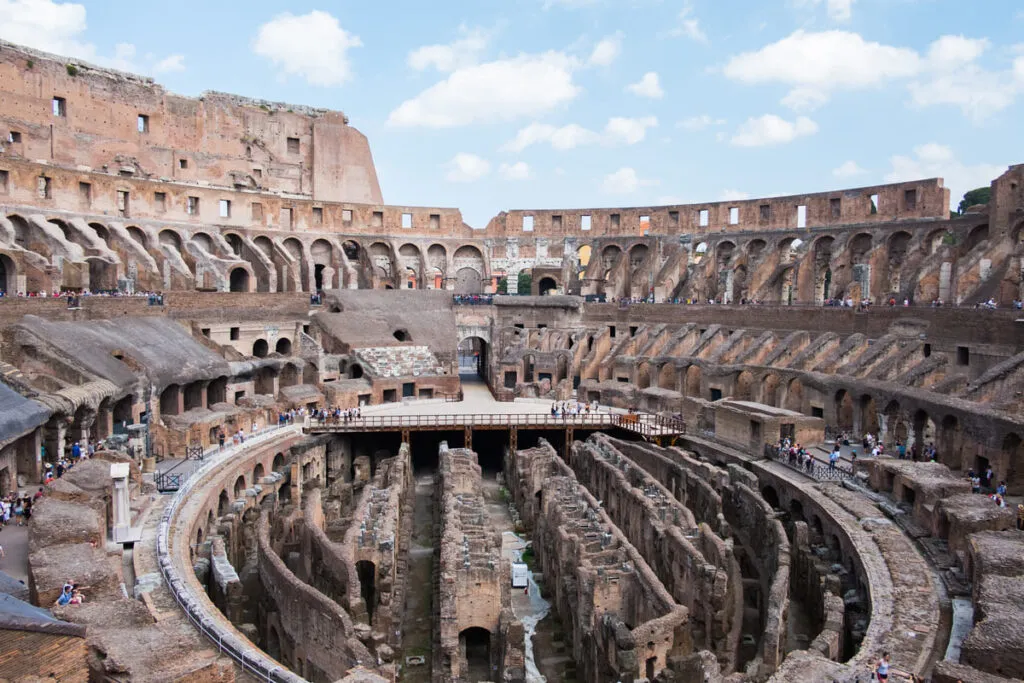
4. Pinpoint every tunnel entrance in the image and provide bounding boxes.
[356,560,377,623]
[460,627,491,681]
[458,336,489,382]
